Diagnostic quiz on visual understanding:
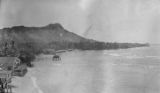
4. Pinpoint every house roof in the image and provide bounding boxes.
[0,57,17,64]
[0,70,11,78]
[0,57,17,78]
[0,57,17,70]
